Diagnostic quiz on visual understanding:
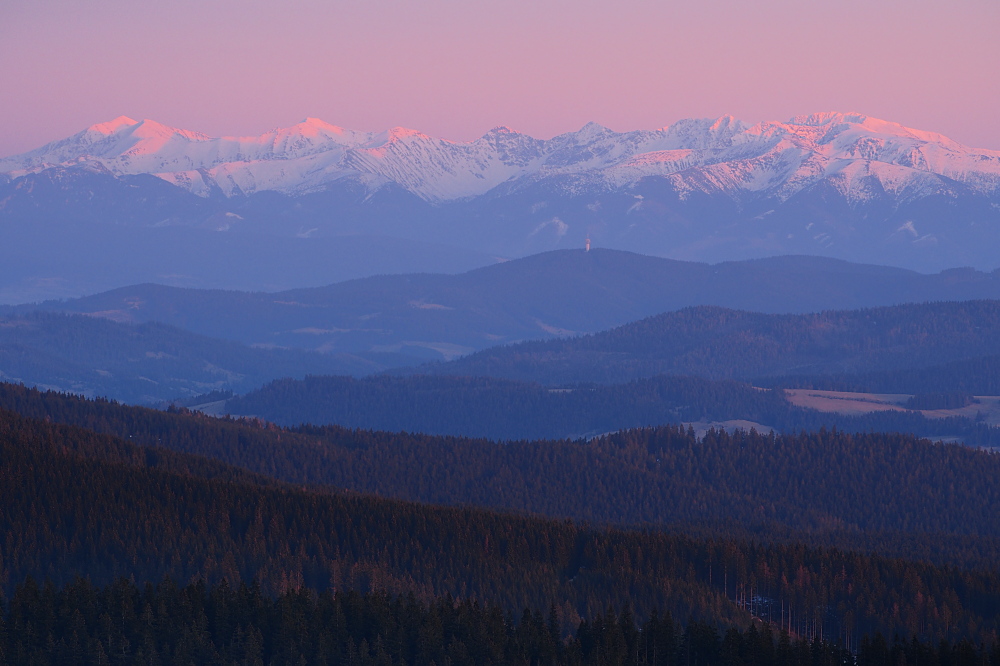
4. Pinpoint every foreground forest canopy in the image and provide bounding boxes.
[4,577,998,666]
[3,385,1000,647]
[4,383,1000,545]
